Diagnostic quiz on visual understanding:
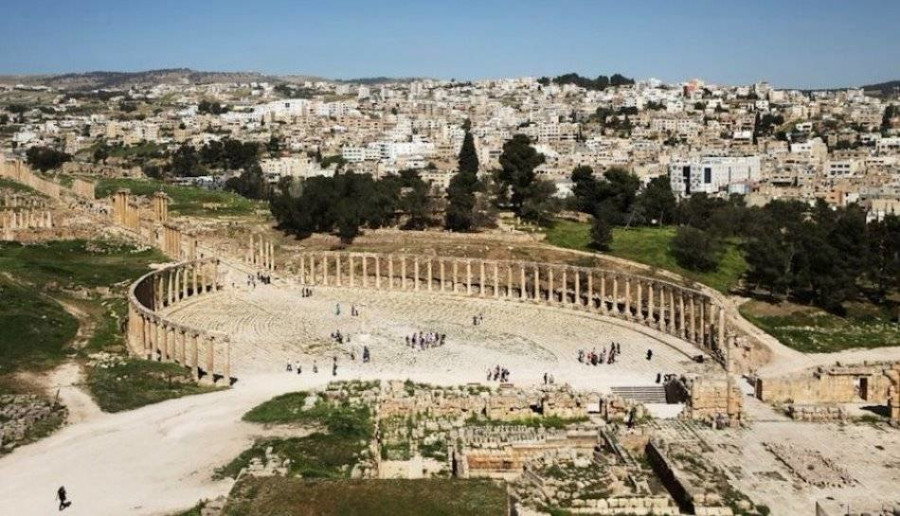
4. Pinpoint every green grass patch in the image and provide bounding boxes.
[95,178,261,216]
[83,297,128,354]
[224,477,508,516]
[544,220,747,293]
[466,415,589,429]
[216,433,368,480]
[0,277,78,374]
[87,359,220,413]
[243,392,374,439]
[0,240,166,289]
[739,300,900,353]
